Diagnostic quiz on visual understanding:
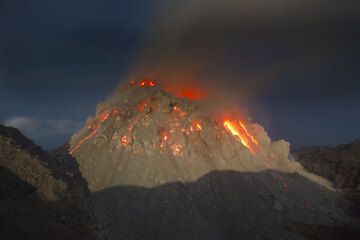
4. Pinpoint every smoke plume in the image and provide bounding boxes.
[123,0,358,108]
